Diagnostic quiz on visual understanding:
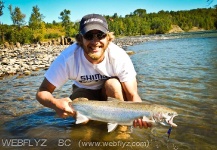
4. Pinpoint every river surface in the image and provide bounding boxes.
[0,31,217,150]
